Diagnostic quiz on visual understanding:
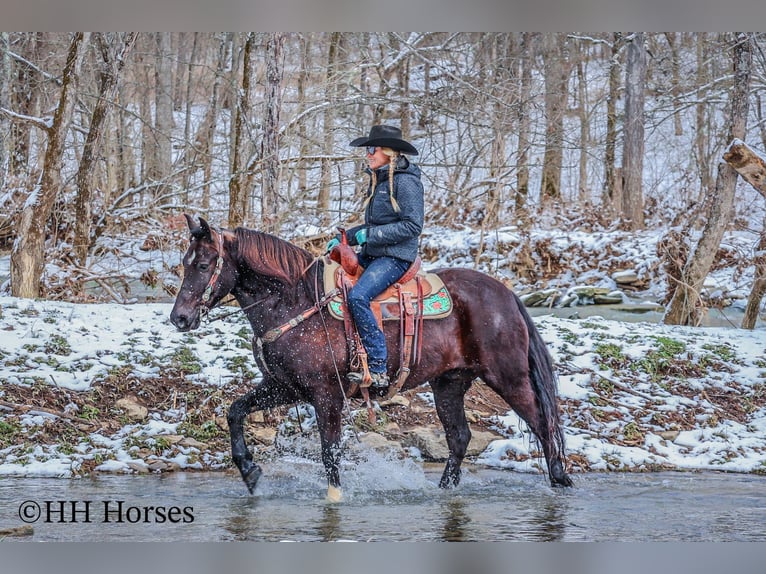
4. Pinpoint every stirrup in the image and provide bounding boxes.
[347,371,365,385]
[368,372,390,390]
[348,370,389,390]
